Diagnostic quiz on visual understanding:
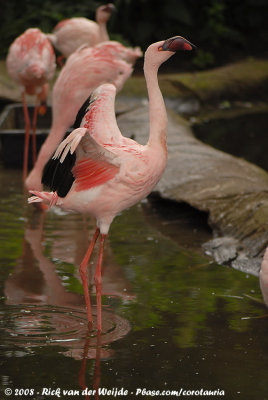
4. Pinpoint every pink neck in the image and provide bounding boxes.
[98,22,109,42]
[144,61,167,150]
